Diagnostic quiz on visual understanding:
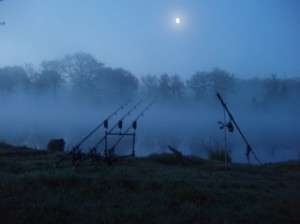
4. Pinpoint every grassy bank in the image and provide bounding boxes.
[0,145,299,224]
